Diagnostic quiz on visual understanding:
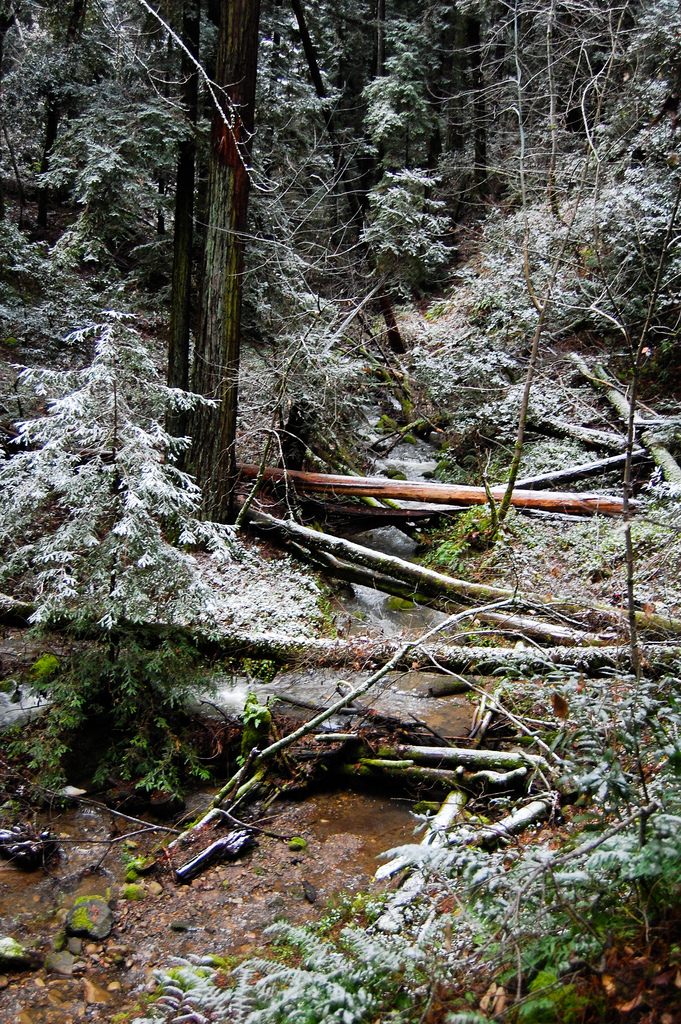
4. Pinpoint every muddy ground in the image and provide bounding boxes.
[0,788,420,1023]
